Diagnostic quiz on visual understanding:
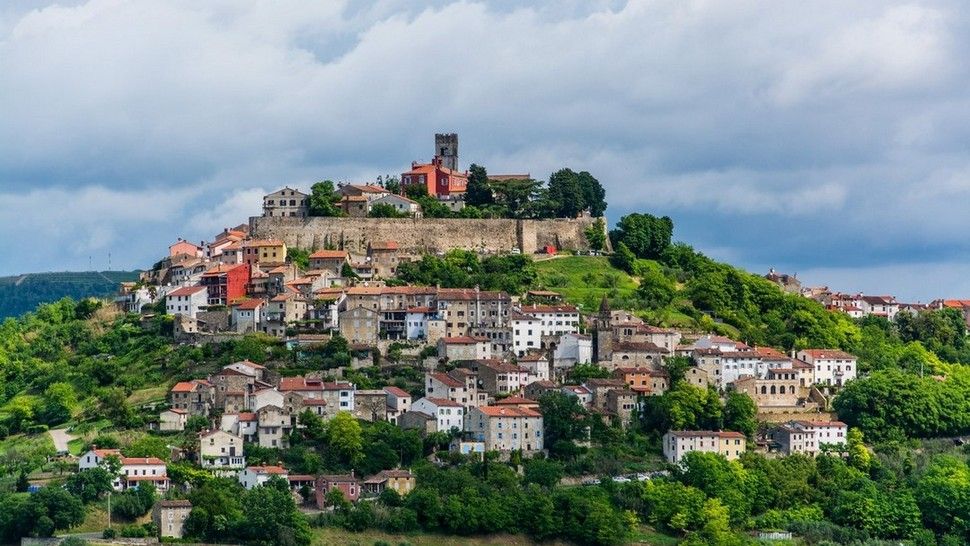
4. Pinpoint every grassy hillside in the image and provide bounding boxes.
[535,256,638,310]
[0,270,140,319]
